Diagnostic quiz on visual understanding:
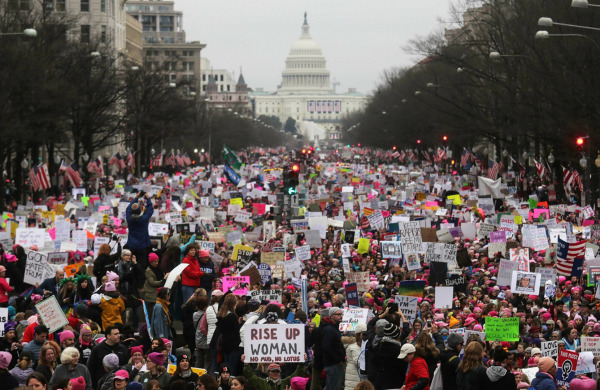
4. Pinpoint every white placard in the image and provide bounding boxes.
[511,271,541,295]
[339,308,370,332]
[346,271,370,292]
[15,228,46,249]
[148,223,169,236]
[394,295,418,326]
[35,296,68,333]
[24,251,54,286]
[435,286,453,309]
[47,252,69,266]
[295,245,311,261]
[93,237,110,256]
[0,308,8,337]
[165,263,188,289]
[243,324,305,363]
